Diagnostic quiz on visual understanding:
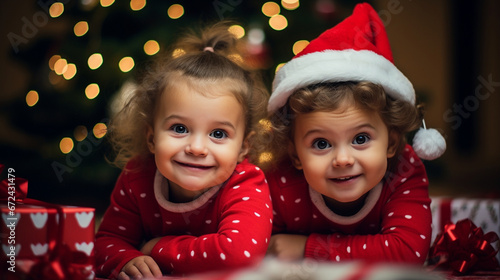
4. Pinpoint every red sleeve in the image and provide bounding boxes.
[95,161,153,279]
[150,163,273,275]
[305,147,432,264]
